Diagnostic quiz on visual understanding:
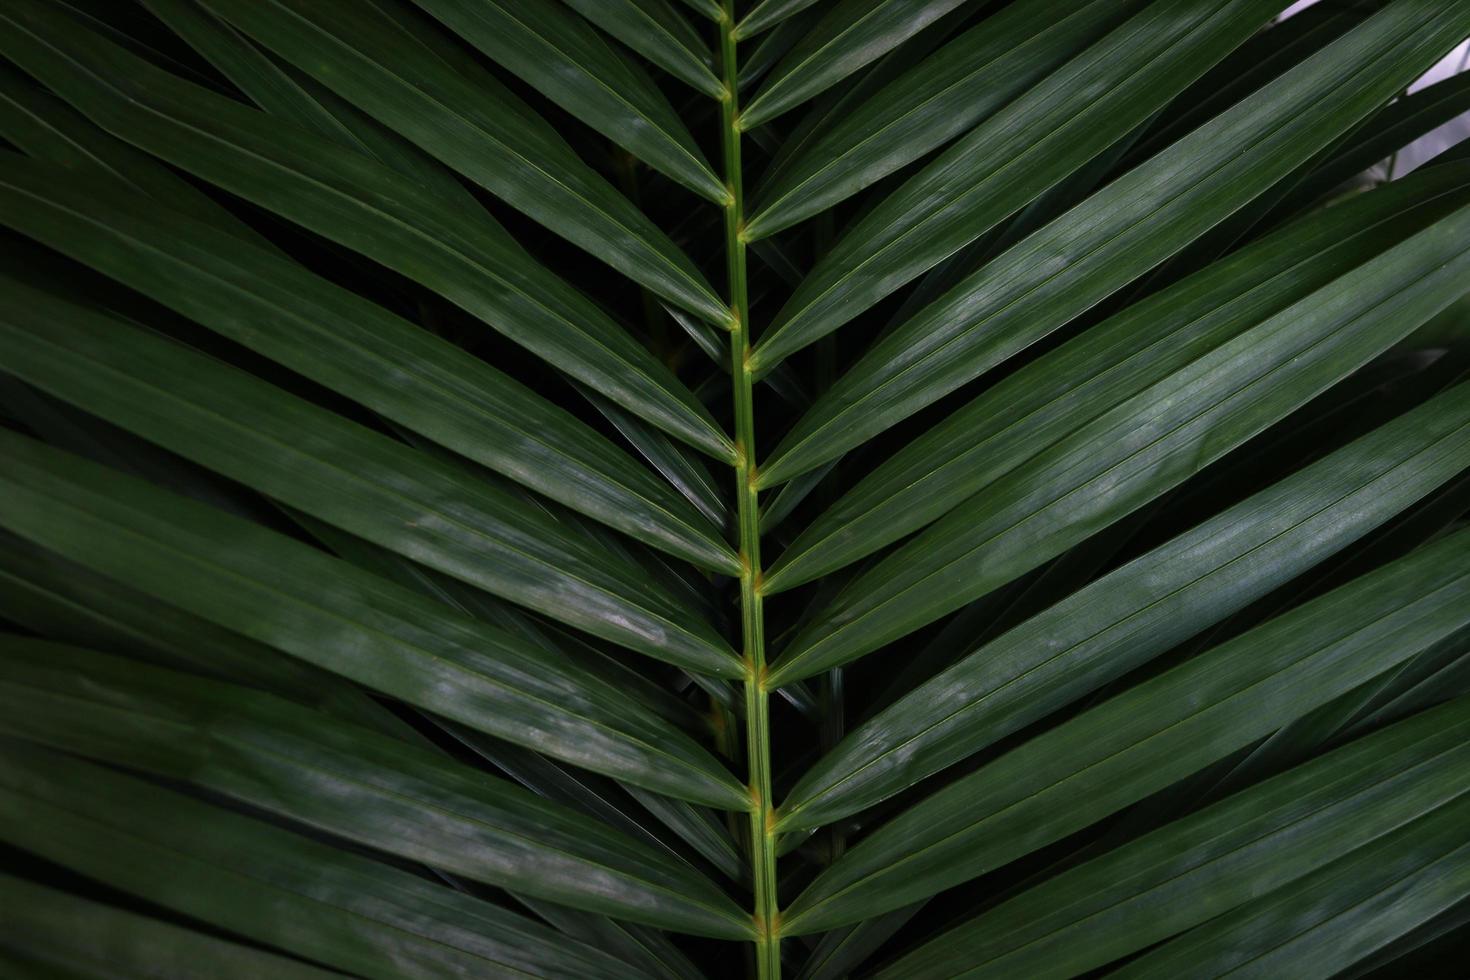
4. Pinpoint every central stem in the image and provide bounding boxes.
[719,7,780,978]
